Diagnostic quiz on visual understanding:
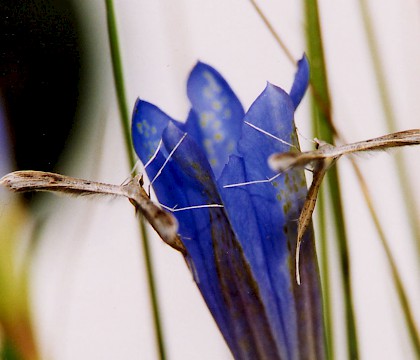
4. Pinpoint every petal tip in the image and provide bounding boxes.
[290,54,310,109]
